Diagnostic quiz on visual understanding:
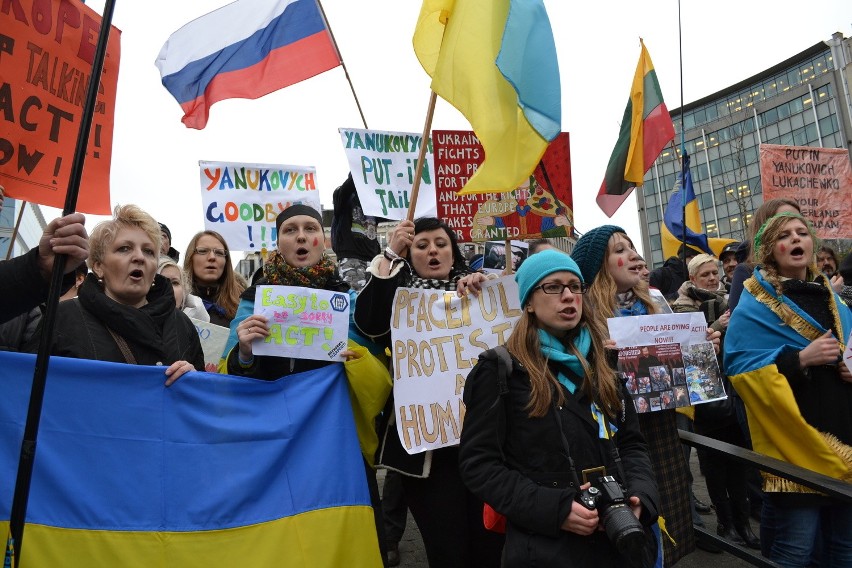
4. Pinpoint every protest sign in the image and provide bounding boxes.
[649,288,673,314]
[339,128,437,220]
[433,130,573,242]
[1,0,120,214]
[608,313,725,412]
[390,277,522,453]
[760,143,852,239]
[482,241,529,274]
[252,285,350,362]
[190,318,230,372]
[199,161,321,251]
